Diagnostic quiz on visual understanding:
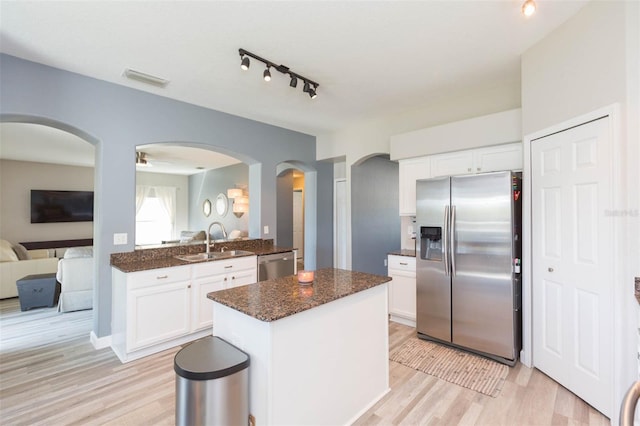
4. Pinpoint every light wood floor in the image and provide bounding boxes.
[0,298,609,425]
